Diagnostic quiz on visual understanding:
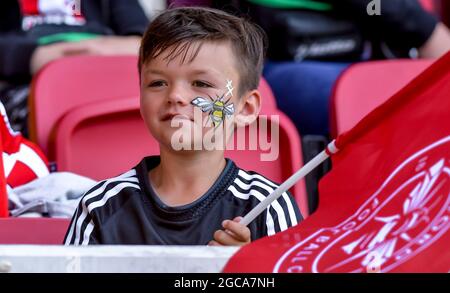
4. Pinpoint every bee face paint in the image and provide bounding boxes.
[191,94,235,128]
[191,79,235,128]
